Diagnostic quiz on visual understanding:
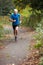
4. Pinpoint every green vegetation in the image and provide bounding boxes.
[0,16,11,39]
[39,57,43,65]
[0,0,43,30]
[0,16,10,24]
[0,24,3,38]
[33,18,43,65]
[21,10,43,29]
[0,0,12,15]
[34,22,43,49]
[13,0,43,12]
[32,18,43,65]
[0,1,43,65]
[0,0,43,16]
